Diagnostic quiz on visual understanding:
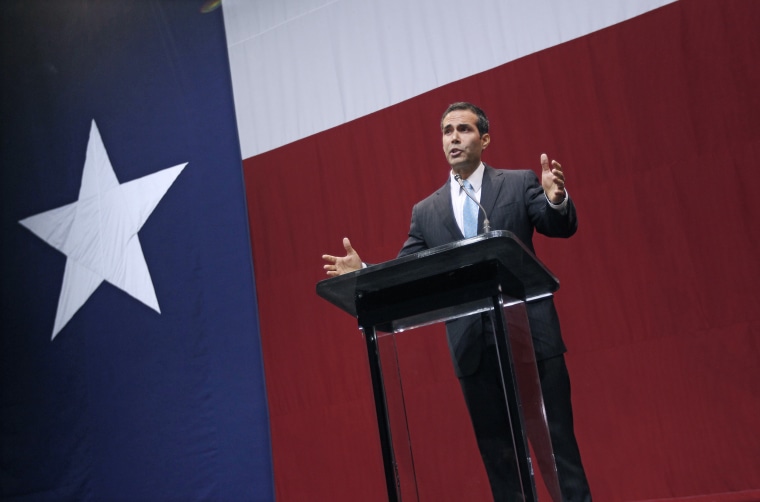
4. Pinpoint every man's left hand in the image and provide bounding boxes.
[541,153,566,204]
